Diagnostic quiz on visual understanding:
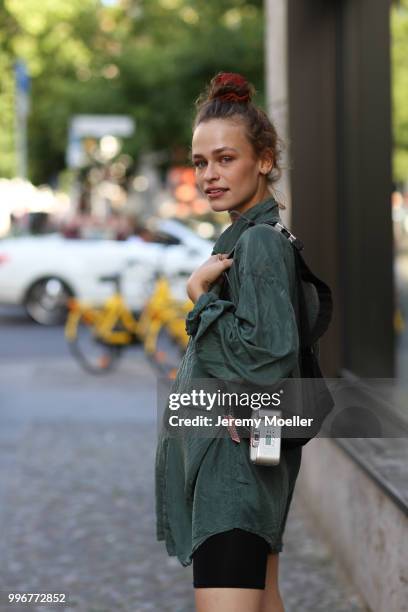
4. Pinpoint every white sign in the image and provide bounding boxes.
[70,115,135,138]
